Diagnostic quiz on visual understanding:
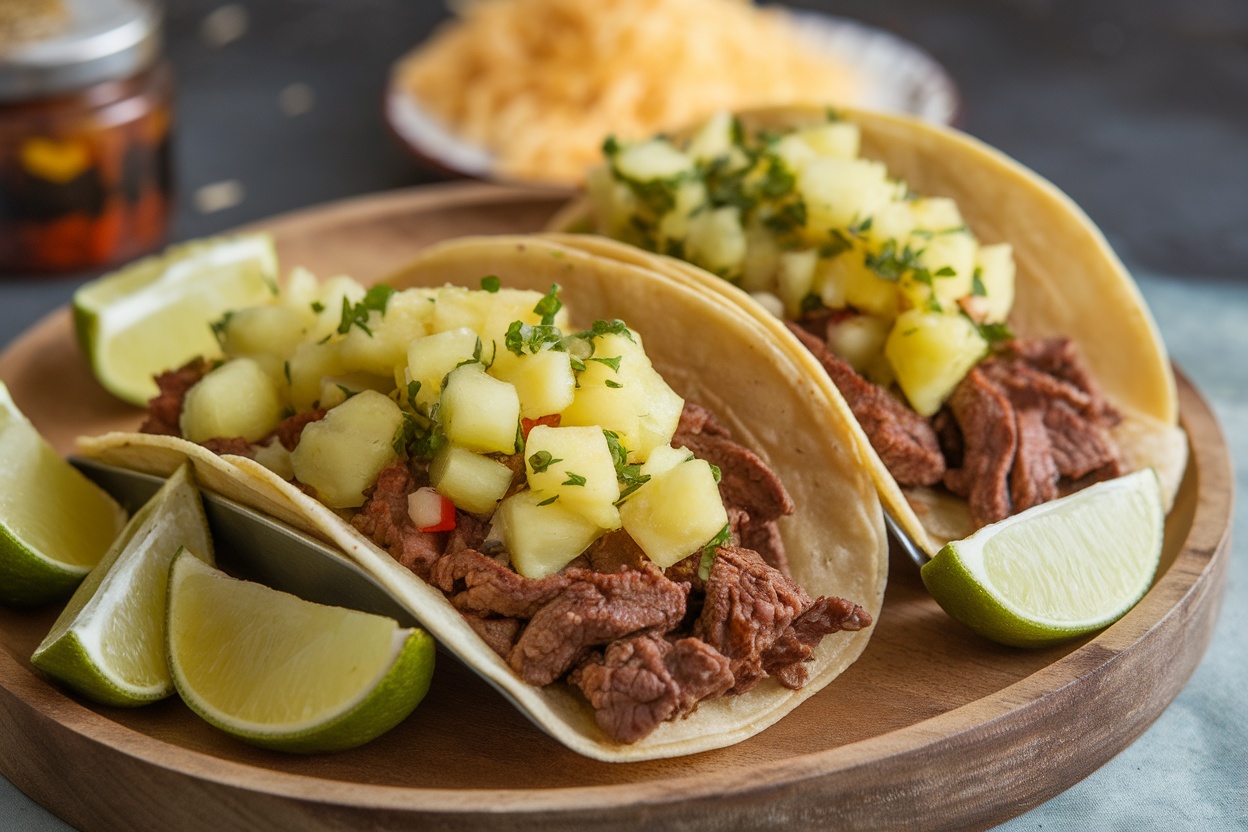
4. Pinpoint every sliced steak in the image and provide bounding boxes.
[761,595,874,689]
[461,613,523,659]
[694,546,811,695]
[509,565,688,686]
[944,366,1018,527]
[350,460,446,578]
[139,357,212,437]
[569,633,734,745]
[271,407,327,451]
[785,321,945,487]
[429,548,569,618]
[199,436,254,457]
